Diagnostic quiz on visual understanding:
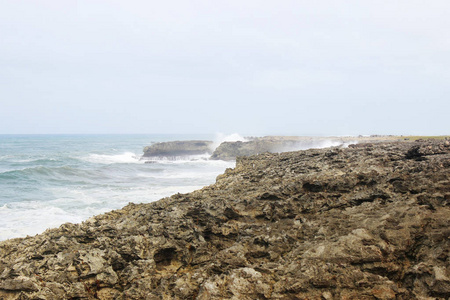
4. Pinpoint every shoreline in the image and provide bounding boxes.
[0,138,449,299]
[142,134,450,161]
